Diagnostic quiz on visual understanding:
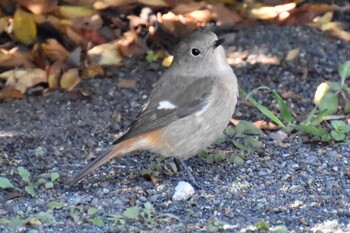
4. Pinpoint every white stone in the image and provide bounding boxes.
[172,181,195,201]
